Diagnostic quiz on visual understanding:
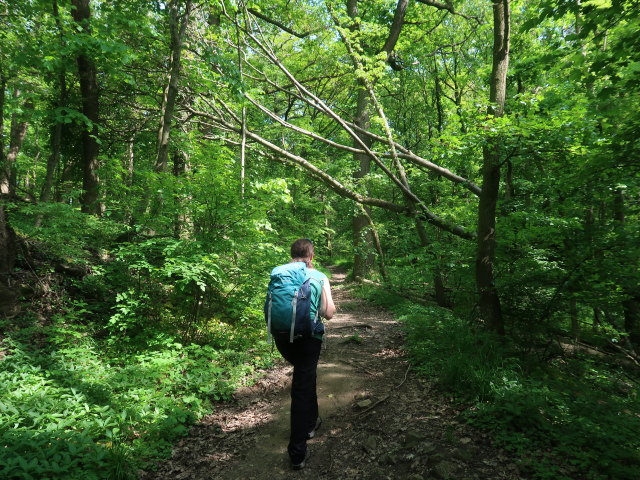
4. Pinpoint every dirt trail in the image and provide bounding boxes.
[141,270,524,480]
